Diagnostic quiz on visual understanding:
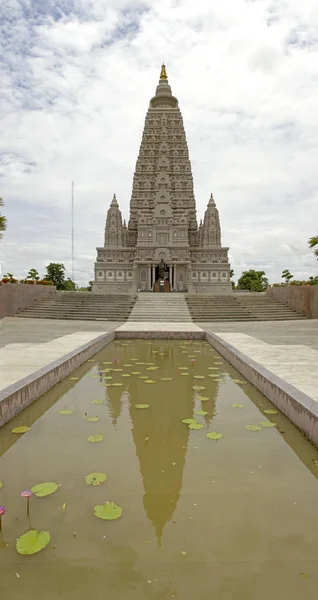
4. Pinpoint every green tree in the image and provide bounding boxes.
[237,270,269,292]
[308,276,318,285]
[62,278,76,291]
[27,268,40,282]
[308,235,318,260]
[281,269,293,284]
[44,263,66,290]
[229,269,235,289]
[0,196,7,240]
